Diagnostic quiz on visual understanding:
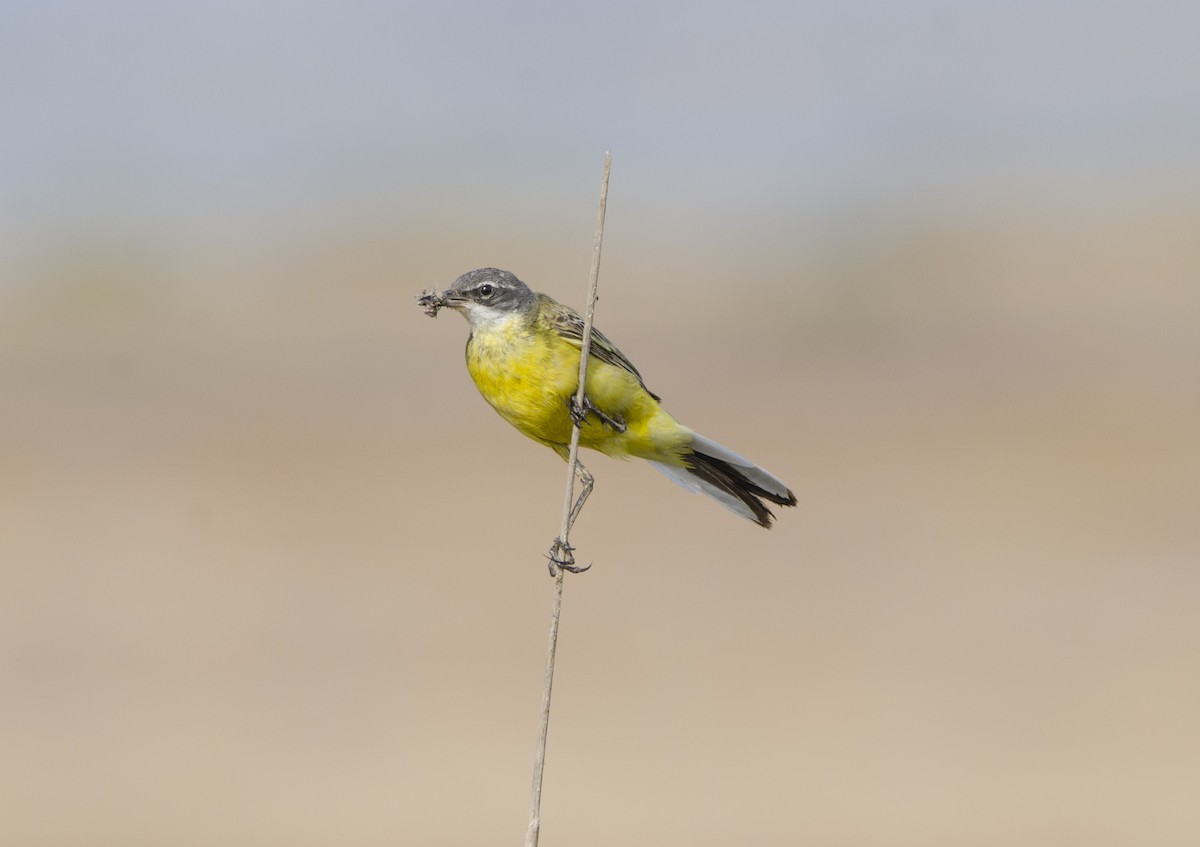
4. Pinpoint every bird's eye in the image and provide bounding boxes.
[478,283,495,298]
